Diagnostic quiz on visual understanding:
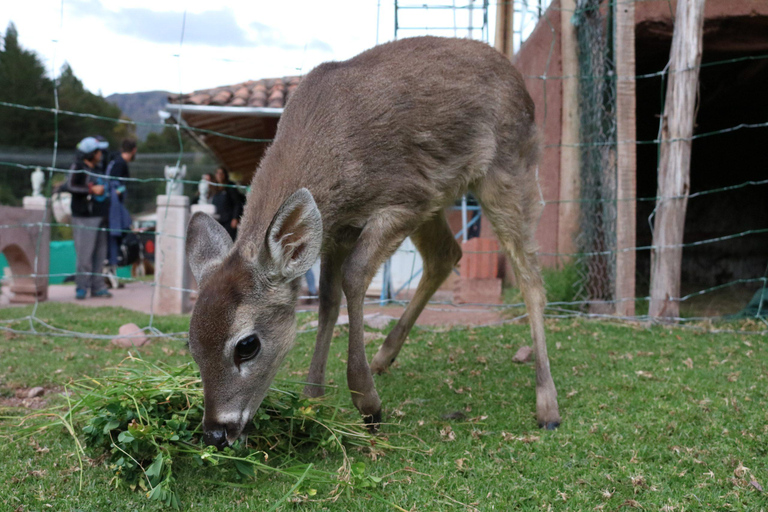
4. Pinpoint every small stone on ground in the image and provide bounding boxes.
[364,313,397,330]
[512,345,533,363]
[112,323,149,348]
[25,386,45,398]
[363,331,385,345]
